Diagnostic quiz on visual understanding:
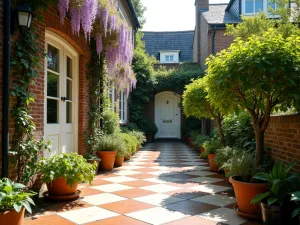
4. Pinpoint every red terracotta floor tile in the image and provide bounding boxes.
[165,200,219,215]
[86,215,149,225]
[121,180,157,187]
[127,173,157,179]
[114,188,156,198]
[45,200,92,213]
[24,214,76,225]
[164,216,219,225]
[101,199,155,214]
[91,179,113,186]
[134,168,161,172]
[79,187,104,196]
